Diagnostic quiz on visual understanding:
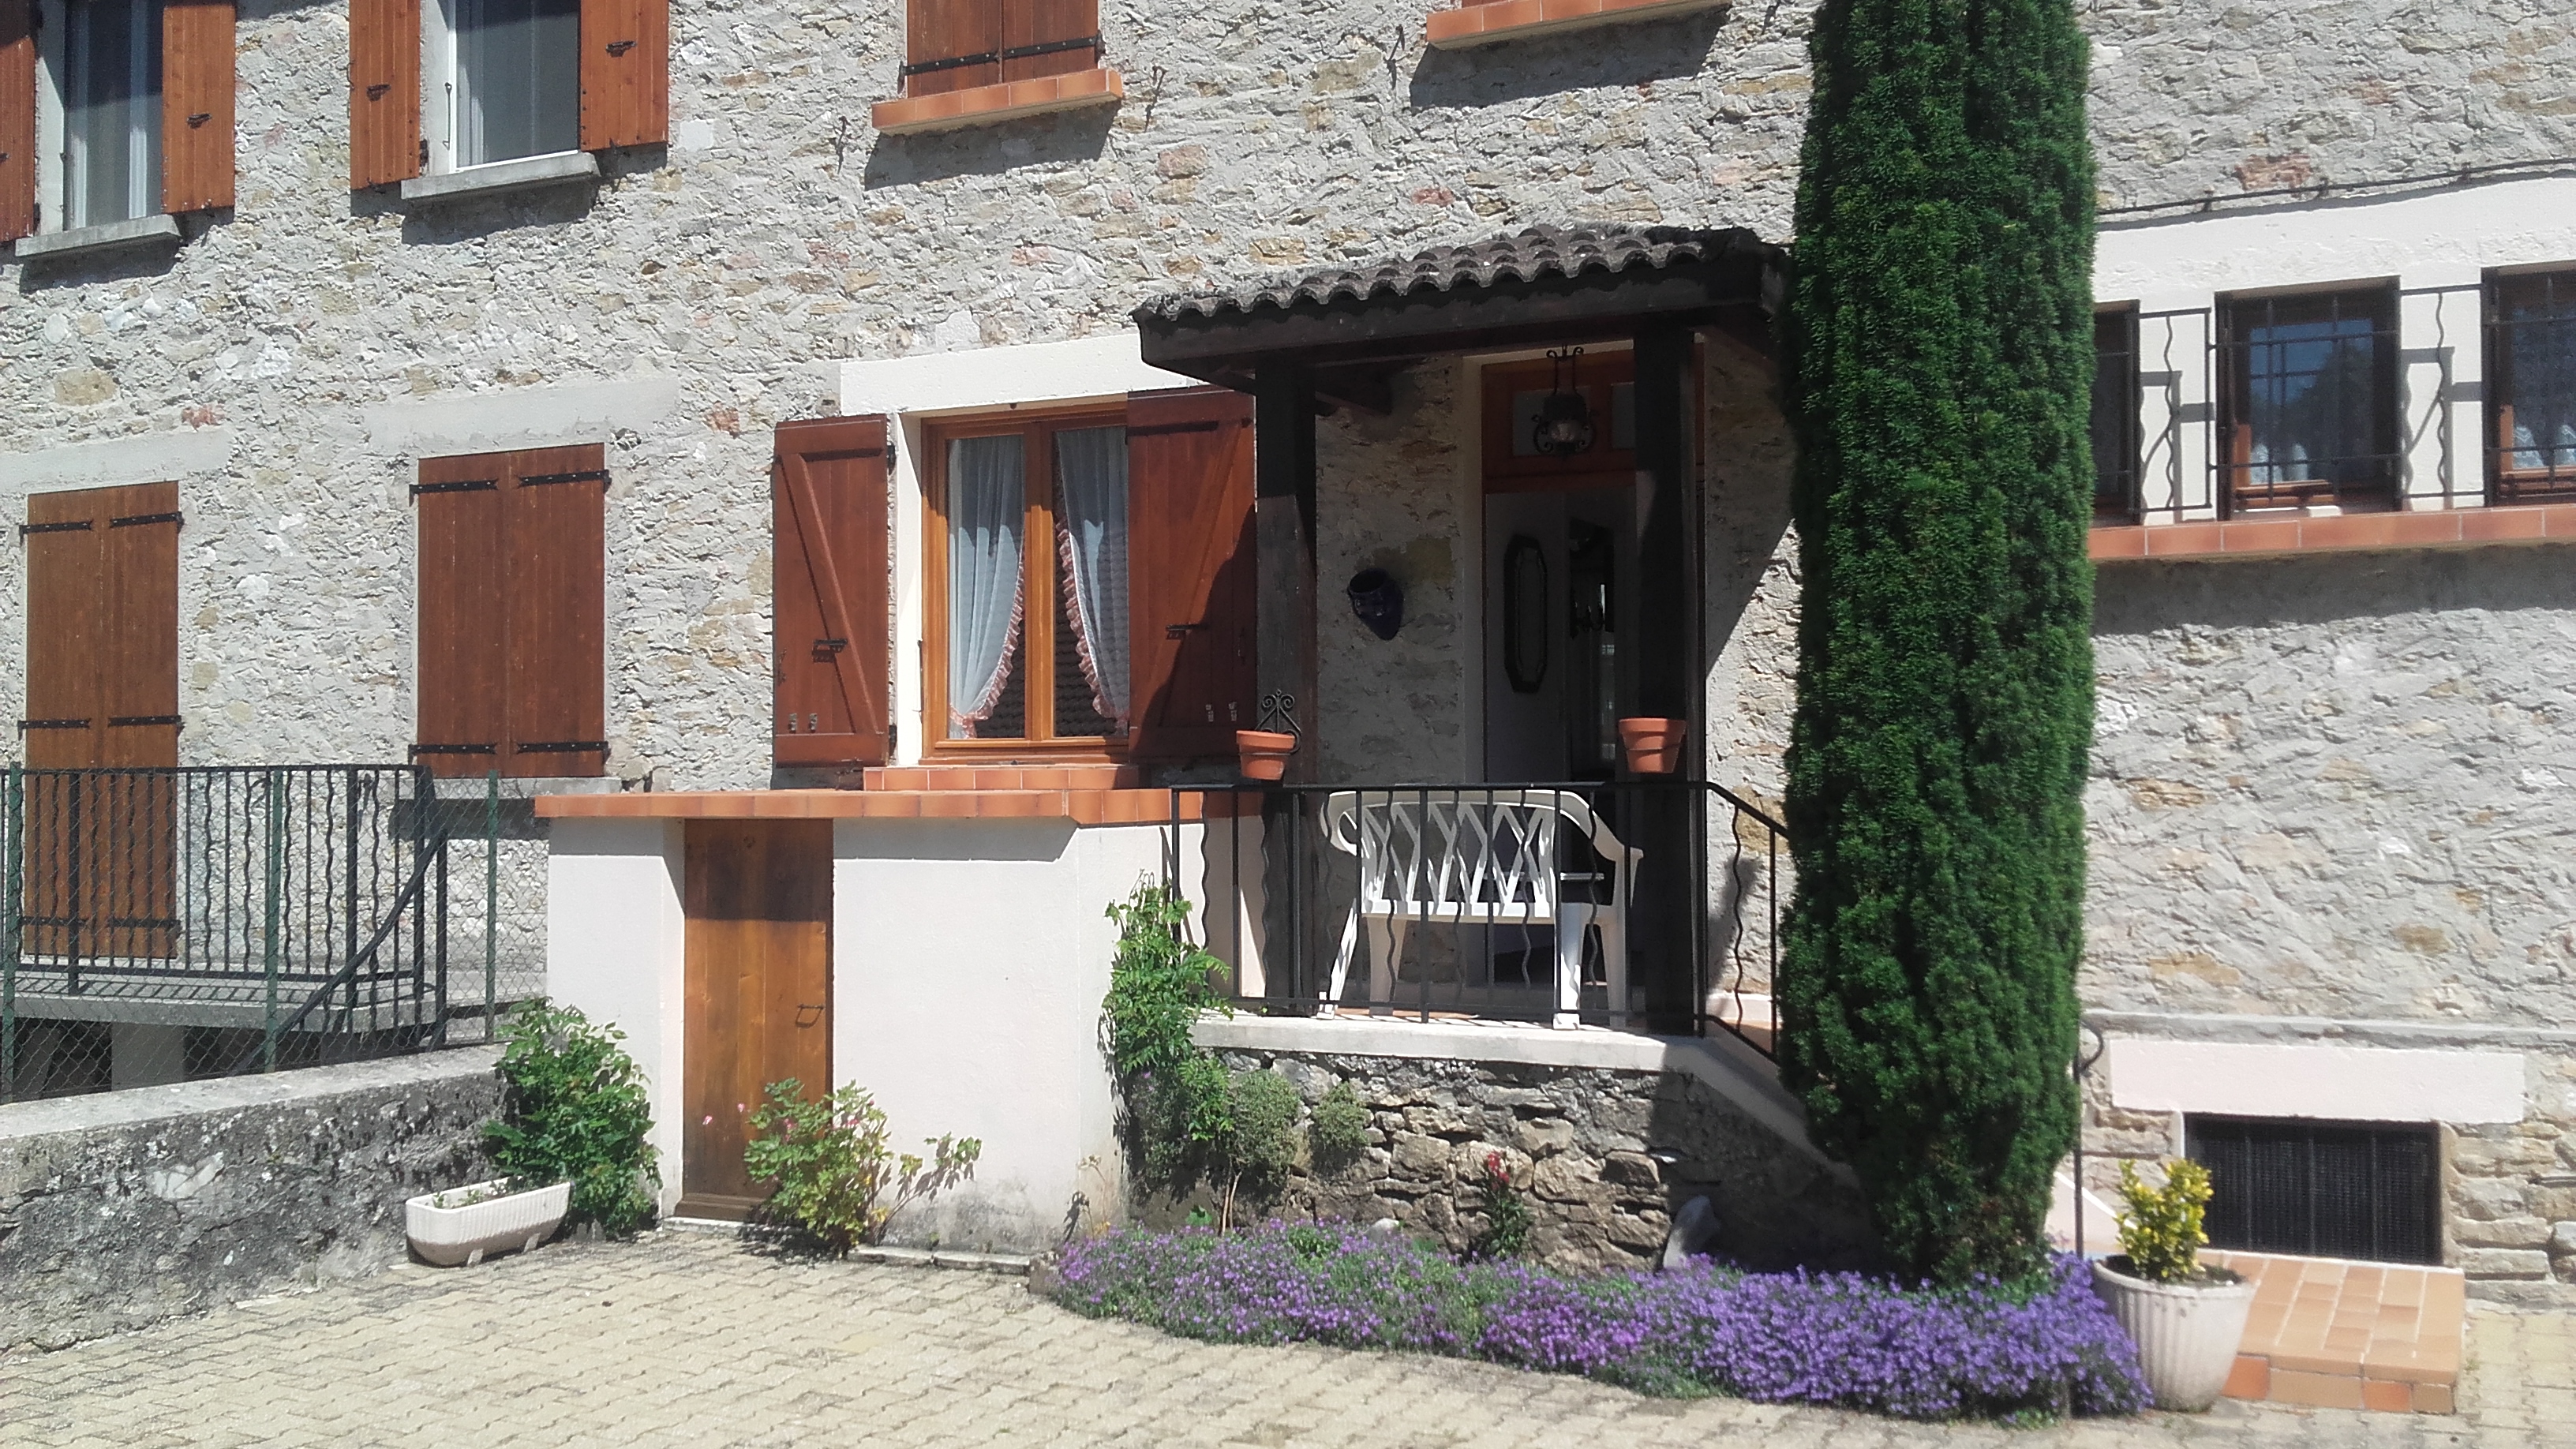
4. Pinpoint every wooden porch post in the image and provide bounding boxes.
[1253,363,1320,1005]
[1632,321,1698,1034]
